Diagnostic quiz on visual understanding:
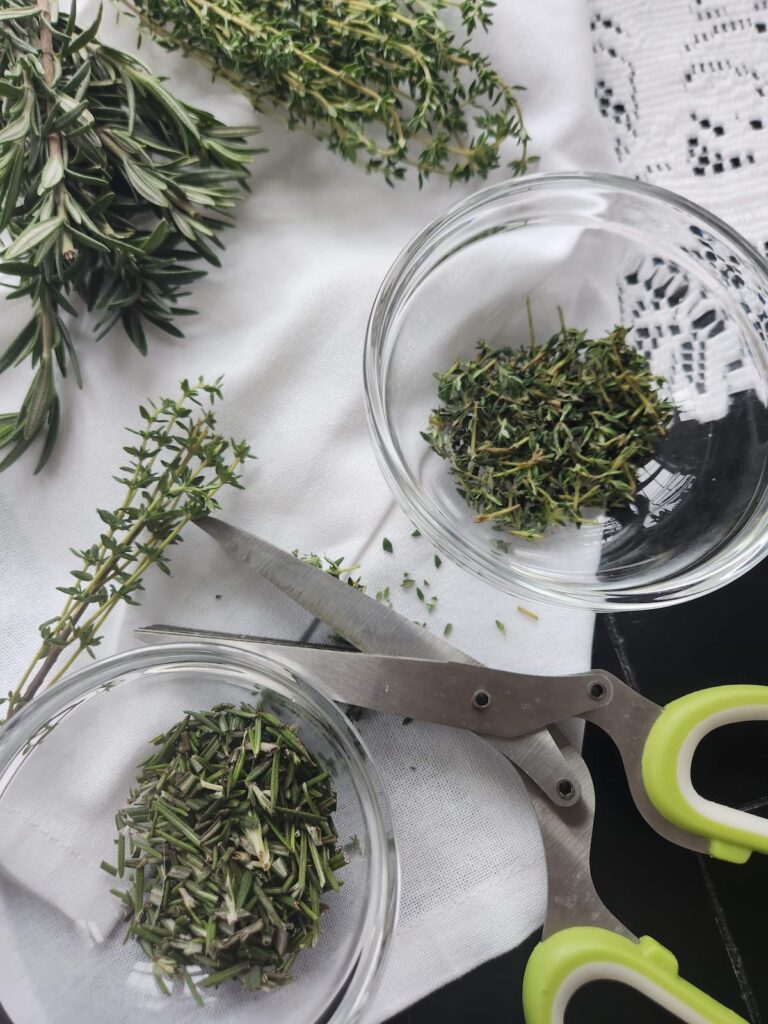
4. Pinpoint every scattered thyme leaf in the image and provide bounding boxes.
[382,537,393,554]
[517,605,539,621]
[495,620,506,635]
[443,623,453,638]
